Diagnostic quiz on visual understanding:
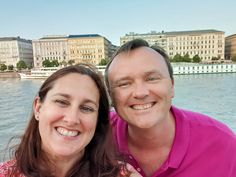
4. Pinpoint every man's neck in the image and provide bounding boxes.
[127,111,176,177]
[128,111,175,149]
